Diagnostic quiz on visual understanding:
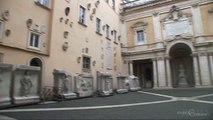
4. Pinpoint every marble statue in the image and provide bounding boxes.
[20,71,33,97]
